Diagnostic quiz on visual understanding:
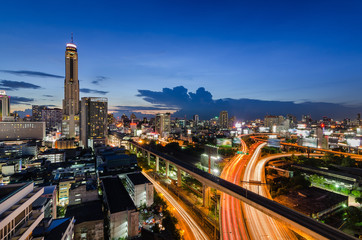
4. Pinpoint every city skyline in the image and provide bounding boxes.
[1,1,362,119]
